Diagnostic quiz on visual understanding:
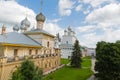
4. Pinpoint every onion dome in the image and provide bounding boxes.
[64,29,67,32]
[21,17,30,28]
[13,25,19,31]
[68,26,72,31]
[20,24,25,30]
[36,12,46,22]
